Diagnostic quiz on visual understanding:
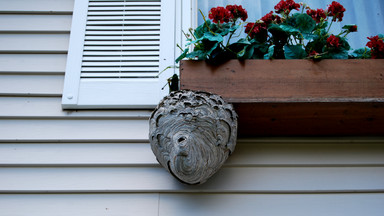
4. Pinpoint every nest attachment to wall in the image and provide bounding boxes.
[149,90,238,185]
